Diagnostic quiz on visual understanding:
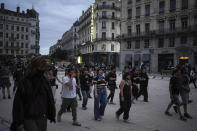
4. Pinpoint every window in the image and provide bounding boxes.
[169,20,176,31]
[111,44,114,51]
[21,50,23,55]
[136,24,140,35]
[136,7,141,18]
[11,50,14,54]
[102,11,107,17]
[128,9,132,19]
[170,0,176,11]
[11,42,14,47]
[135,40,140,49]
[112,3,115,7]
[21,27,24,32]
[25,50,28,54]
[195,0,197,7]
[26,35,28,40]
[17,26,19,31]
[6,33,8,38]
[102,21,106,29]
[0,24,3,29]
[6,25,8,30]
[159,1,165,13]
[102,32,106,40]
[159,21,164,32]
[112,12,115,18]
[158,38,164,48]
[128,26,132,36]
[6,49,8,54]
[0,49,2,54]
[112,33,115,40]
[194,16,197,25]
[103,2,106,6]
[181,36,187,44]
[181,18,188,30]
[16,42,19,47]
[21,43,24,48]
[16,34,19,39]
[169,37,175,47]
[26,43,28,48]
[0,41,2,47]
[16,50,19,54]
[0,32,3,37]
[11,25,14,30]
[127,41,131,49]
[26,27,28,32]
[6,41,8,47]
[182,0,188,9]
[11,33,14,38]
[144,39,149,48]
[112,22,115,29]
[145,23,150,33]
[145,5,150,16]
[128,0,132,4]
[21,34,24,39]
[193,36,197,46]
